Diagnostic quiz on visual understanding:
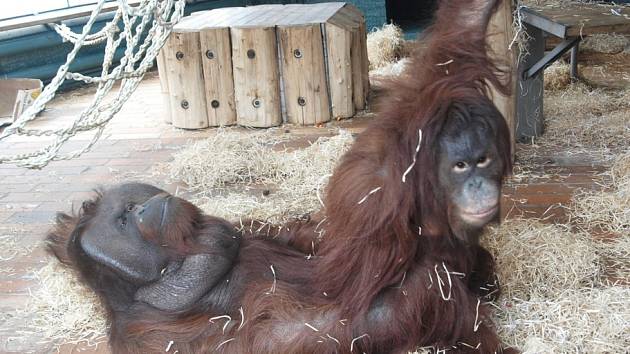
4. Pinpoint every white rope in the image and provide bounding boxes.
[0,0,185,169]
